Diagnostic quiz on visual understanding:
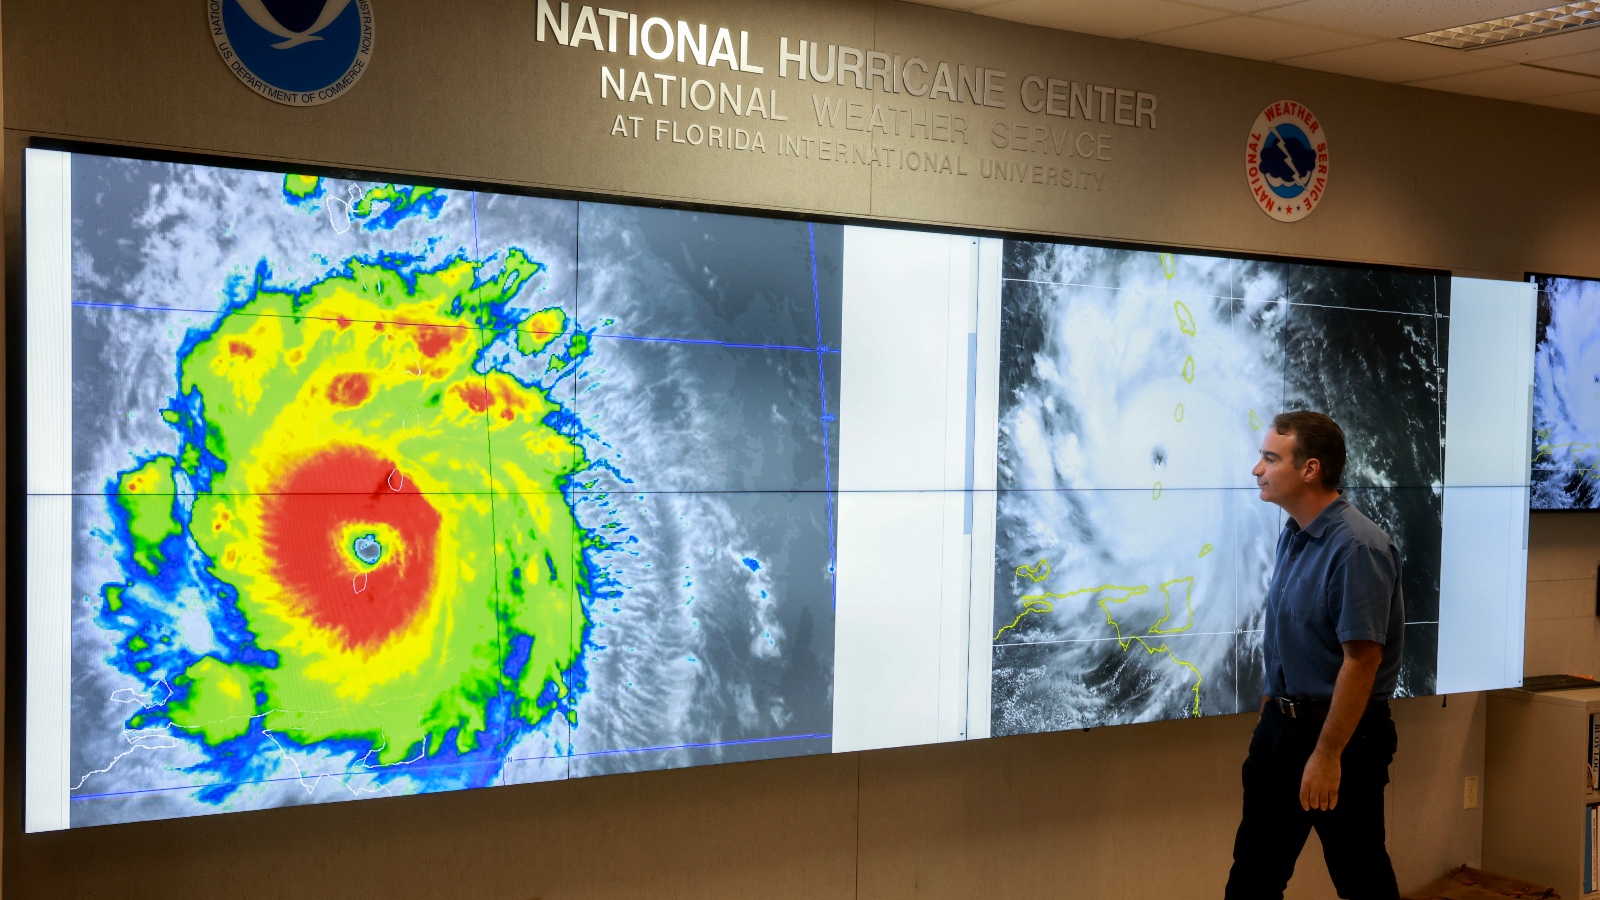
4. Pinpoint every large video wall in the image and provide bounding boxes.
[24,148,1533,830]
